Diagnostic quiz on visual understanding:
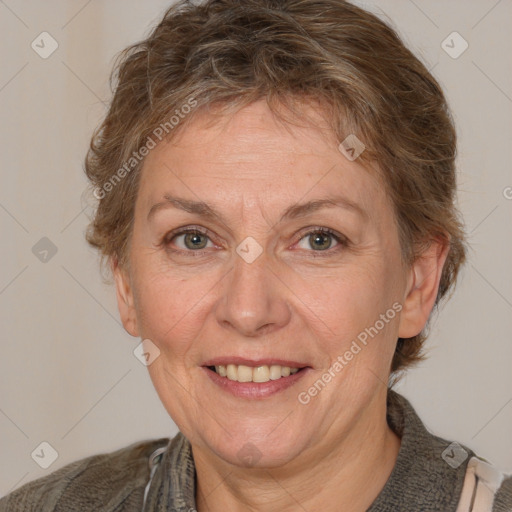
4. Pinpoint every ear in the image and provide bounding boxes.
[398,238,450,339]
[112,257,139,337]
